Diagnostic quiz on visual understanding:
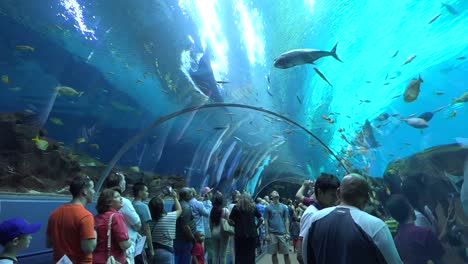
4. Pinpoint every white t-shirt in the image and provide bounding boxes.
[120,197,141,262]
[299,204,319,238]
[302,205,402,264]
[0,257,15,264]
